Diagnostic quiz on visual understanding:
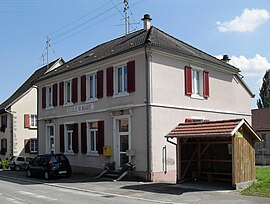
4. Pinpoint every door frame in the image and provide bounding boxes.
[113,114,131,170]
